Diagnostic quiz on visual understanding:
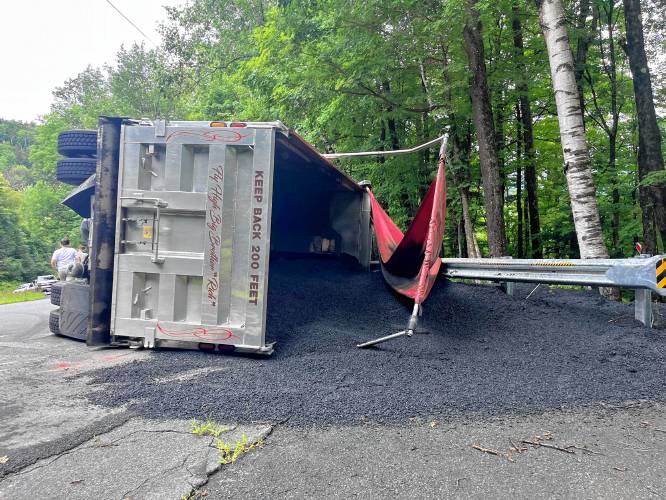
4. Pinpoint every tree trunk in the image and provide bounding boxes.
[516,104,525,258]
[523,194,531,255]
[463,0,508,257]
[512,5,542,257]
[457,216,466,258]
[451,121,482,259]
[610,133,620,254]
[379,120,386,165]
[622,0,666,253]
[381,80,400,150]
[599,1,621,255]
[460,186,482,258]
[537,0,608,258]
[495,93,506,194]
[536,0,617,298]
[573,0,598,117]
